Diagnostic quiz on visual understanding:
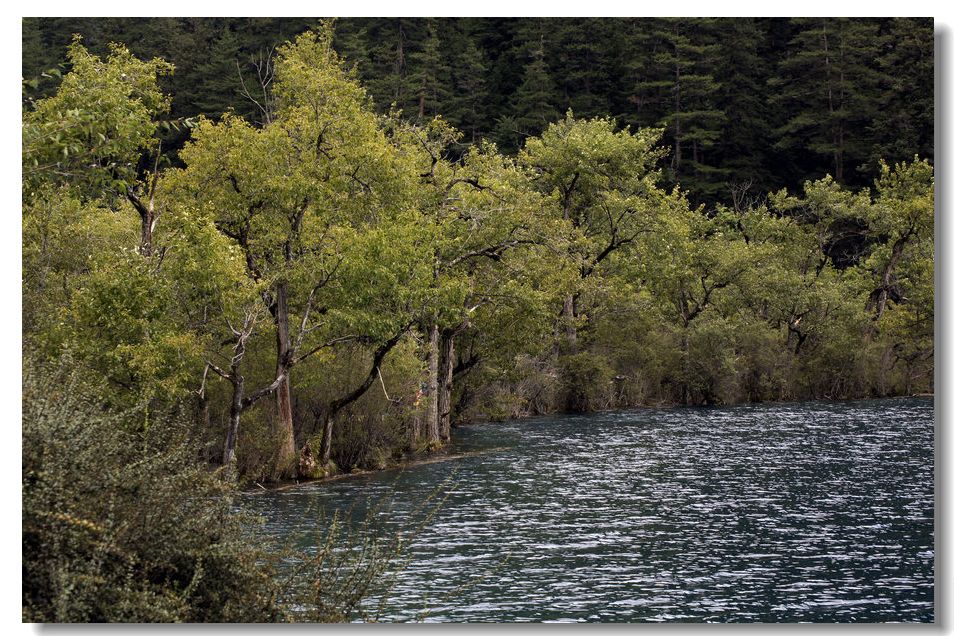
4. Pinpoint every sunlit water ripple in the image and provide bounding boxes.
[240,397,934,623]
